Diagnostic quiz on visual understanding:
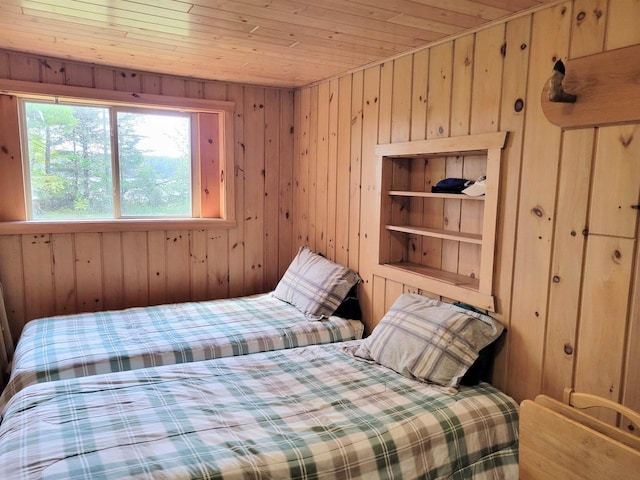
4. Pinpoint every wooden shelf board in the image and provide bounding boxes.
[374,261,494,311]
[386,224,483,244]
[376,132,508,158]
[388,190,485,200]
[384,262,480,290]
